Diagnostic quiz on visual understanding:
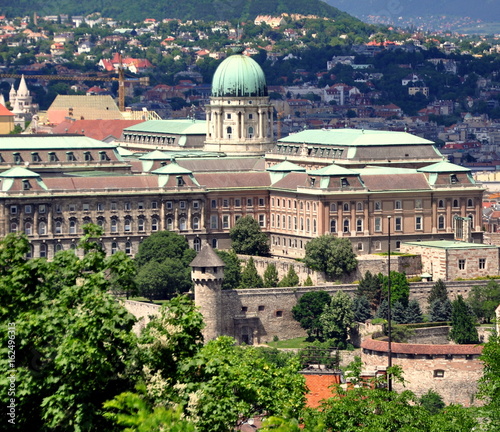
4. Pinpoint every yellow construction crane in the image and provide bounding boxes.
[0,69,149,112]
